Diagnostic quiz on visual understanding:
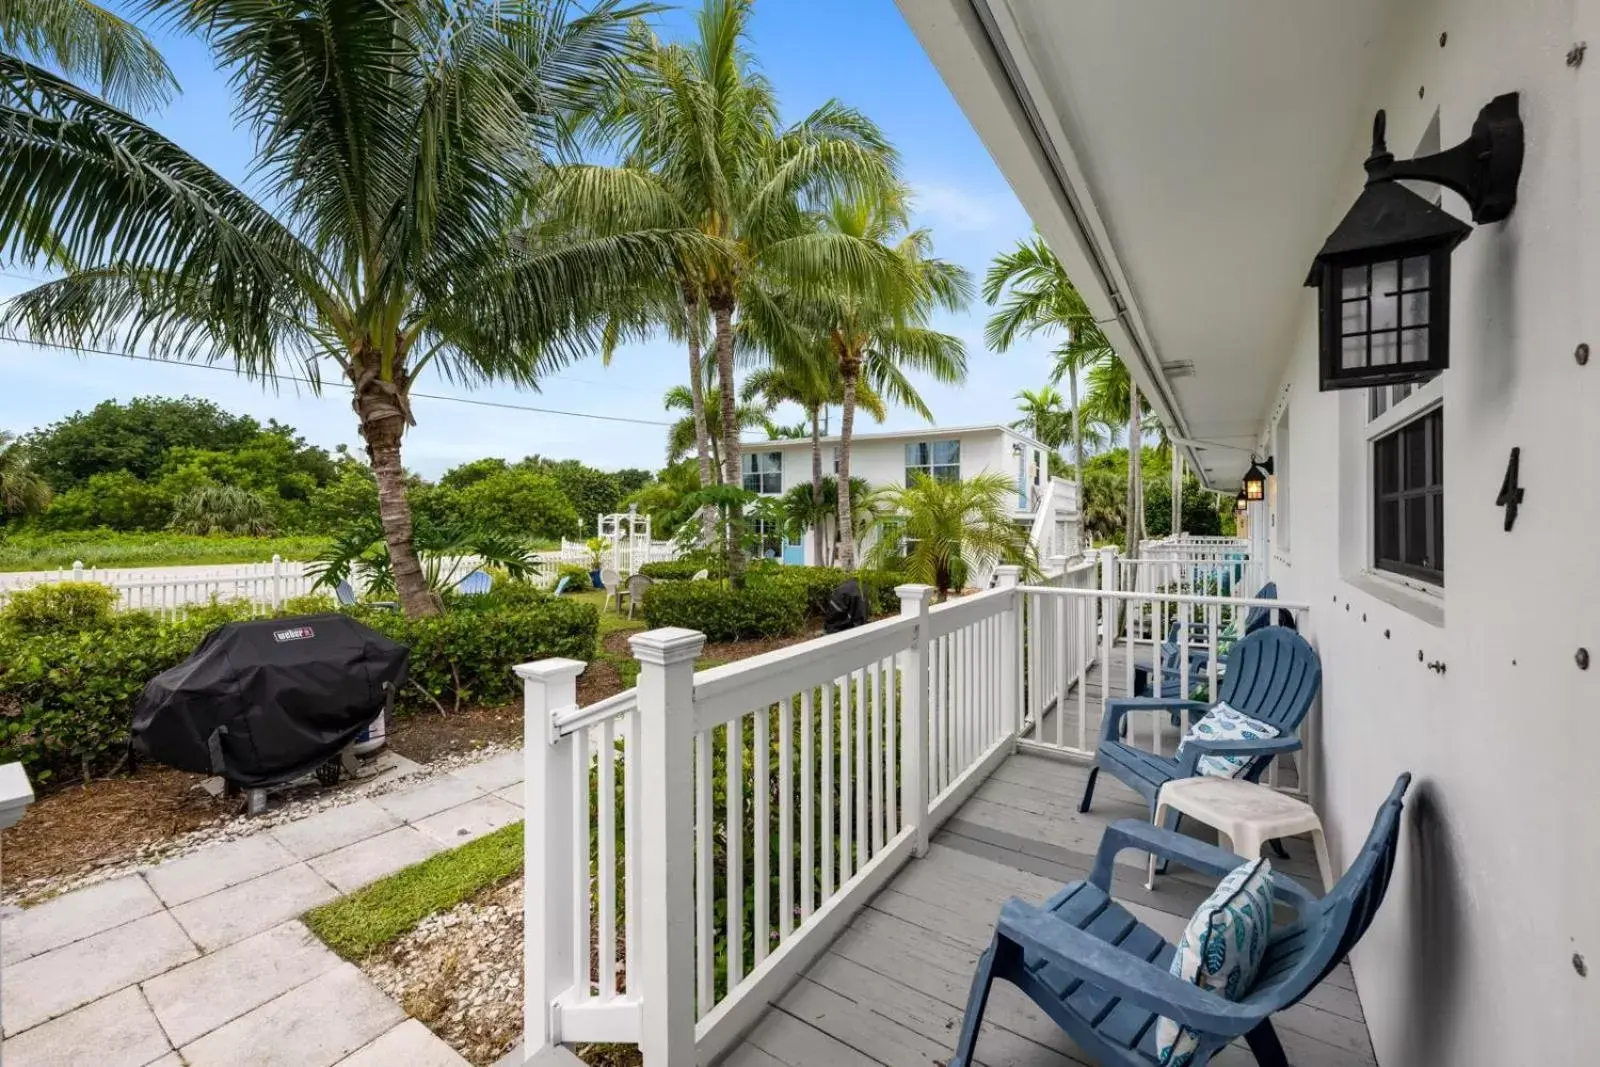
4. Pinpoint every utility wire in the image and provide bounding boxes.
[0,333,675,427]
